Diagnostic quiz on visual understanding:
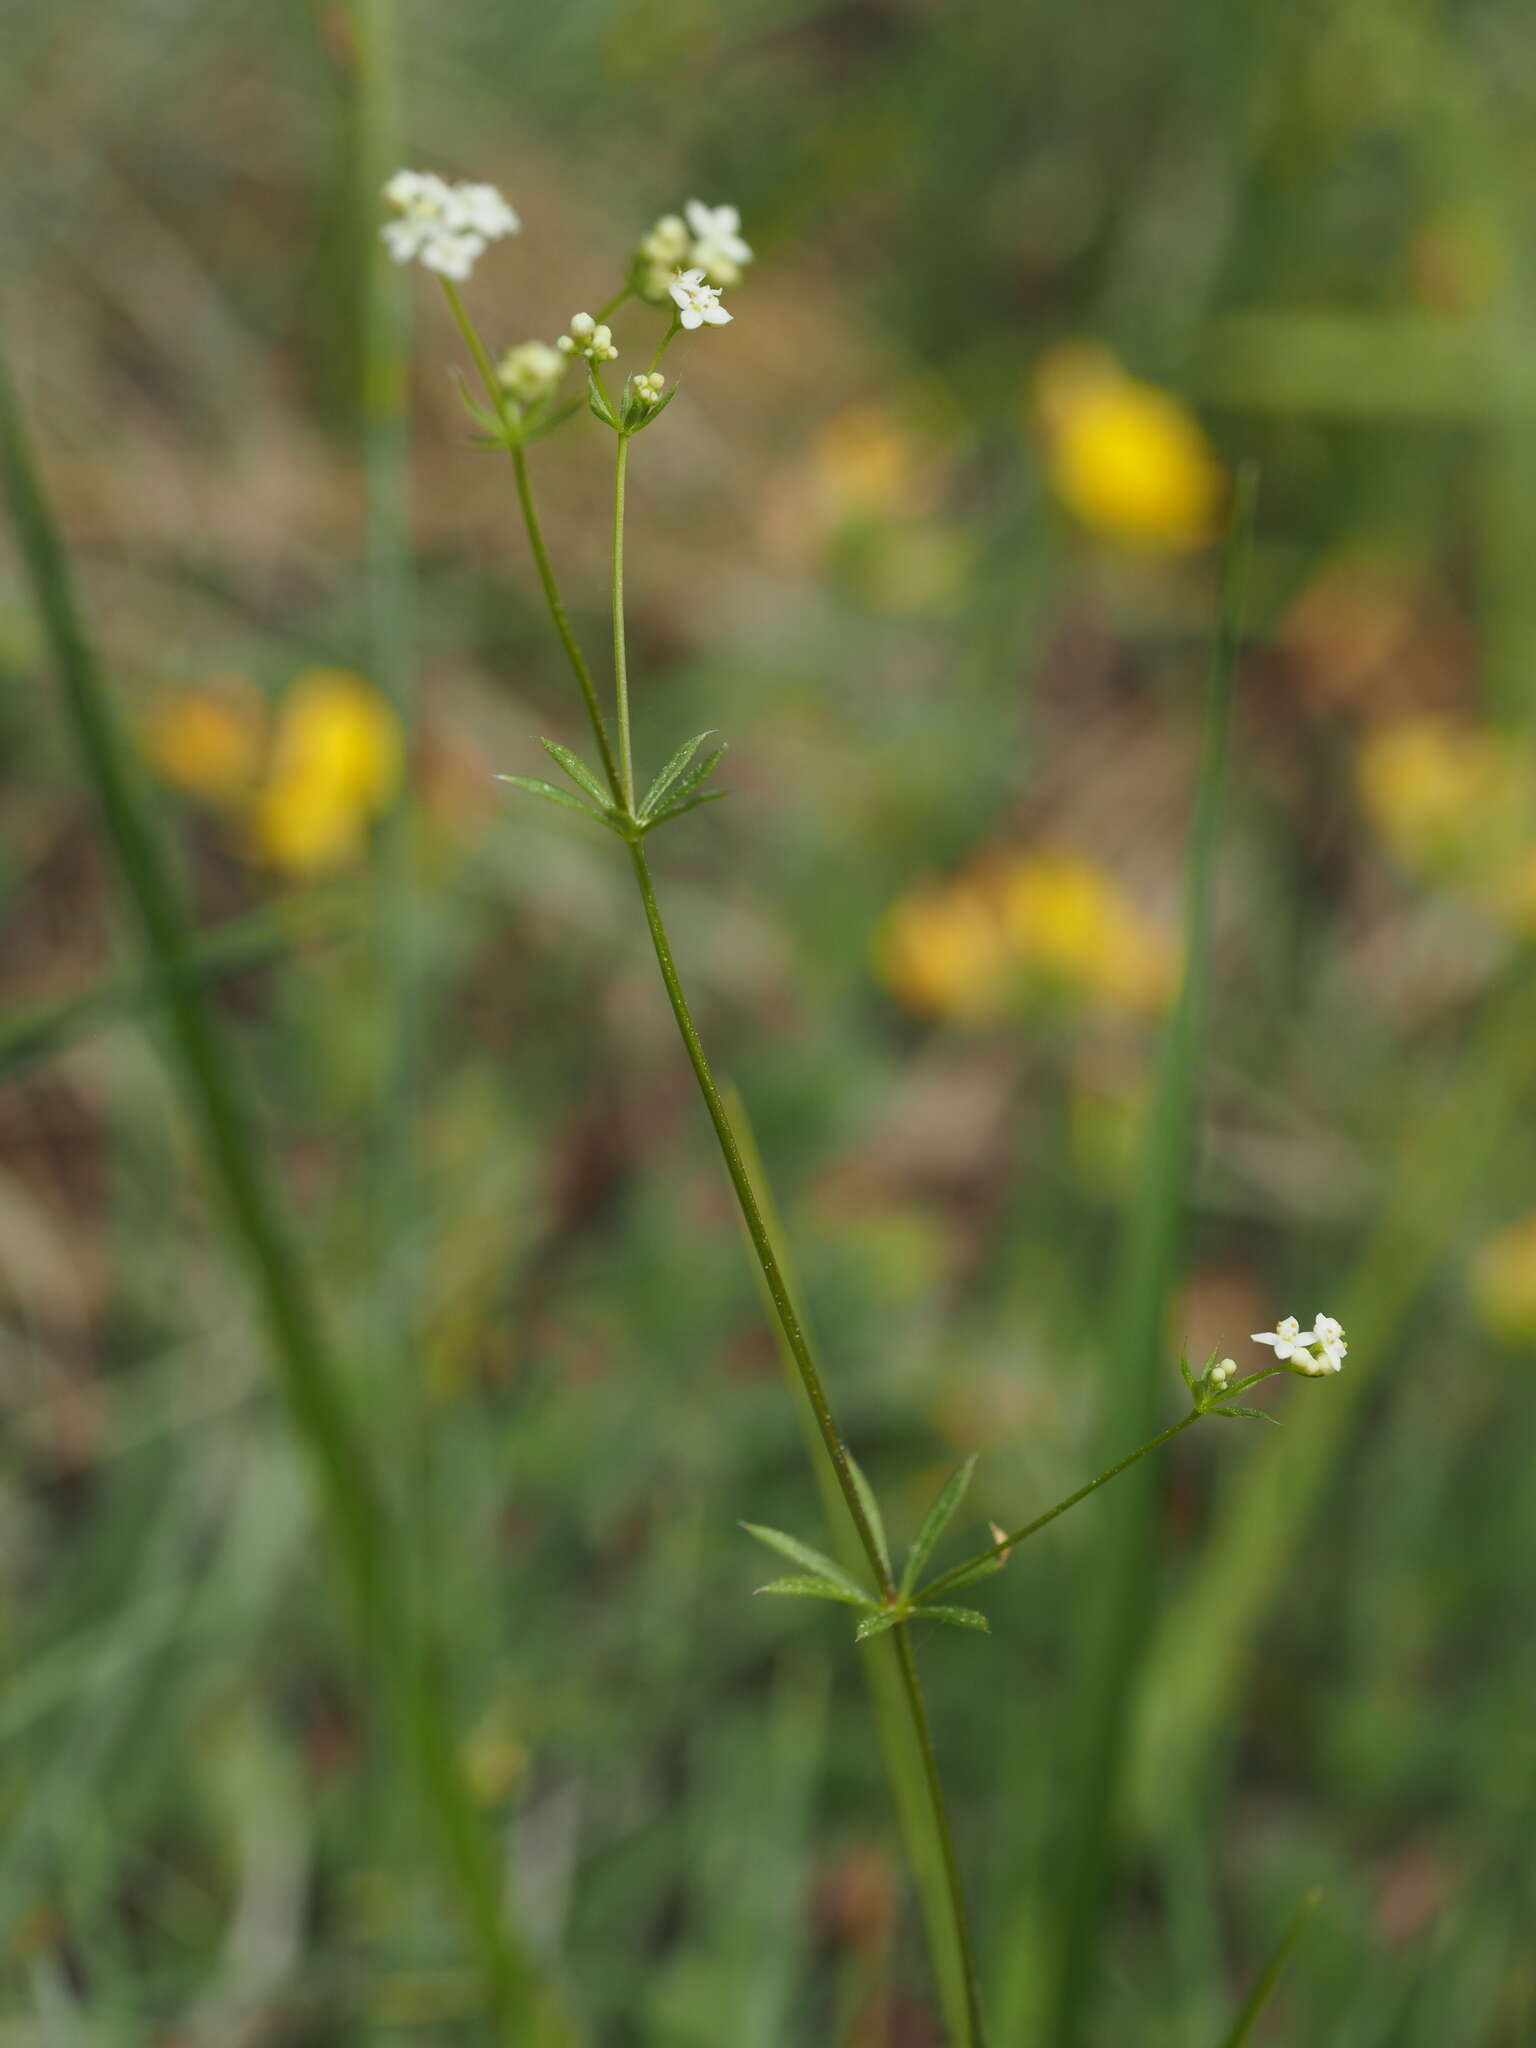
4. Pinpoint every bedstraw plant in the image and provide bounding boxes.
[378,172,1347,2044]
